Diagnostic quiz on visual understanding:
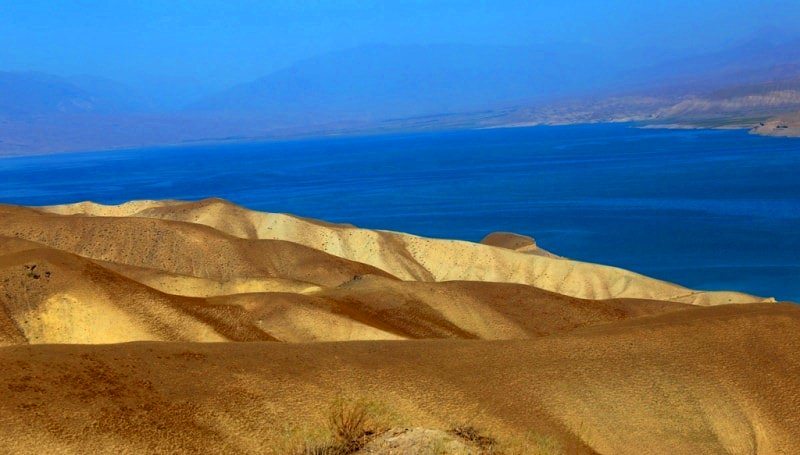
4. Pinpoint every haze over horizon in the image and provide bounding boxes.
[3,0,800,108]
[2,1,800,155]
